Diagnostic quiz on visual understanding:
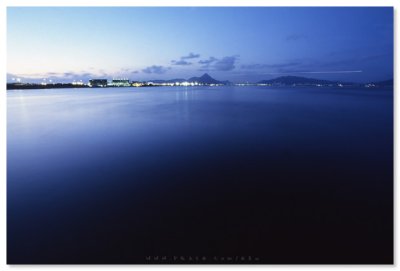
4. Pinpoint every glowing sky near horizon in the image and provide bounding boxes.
[7,7,393,83]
